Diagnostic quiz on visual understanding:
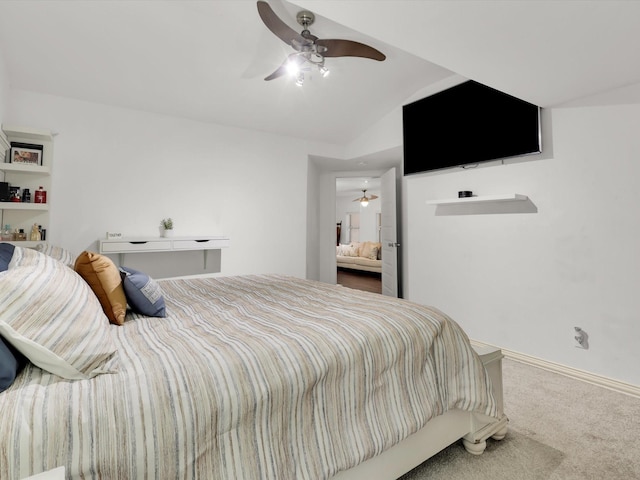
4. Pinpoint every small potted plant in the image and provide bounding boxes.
[160,218,174,237]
